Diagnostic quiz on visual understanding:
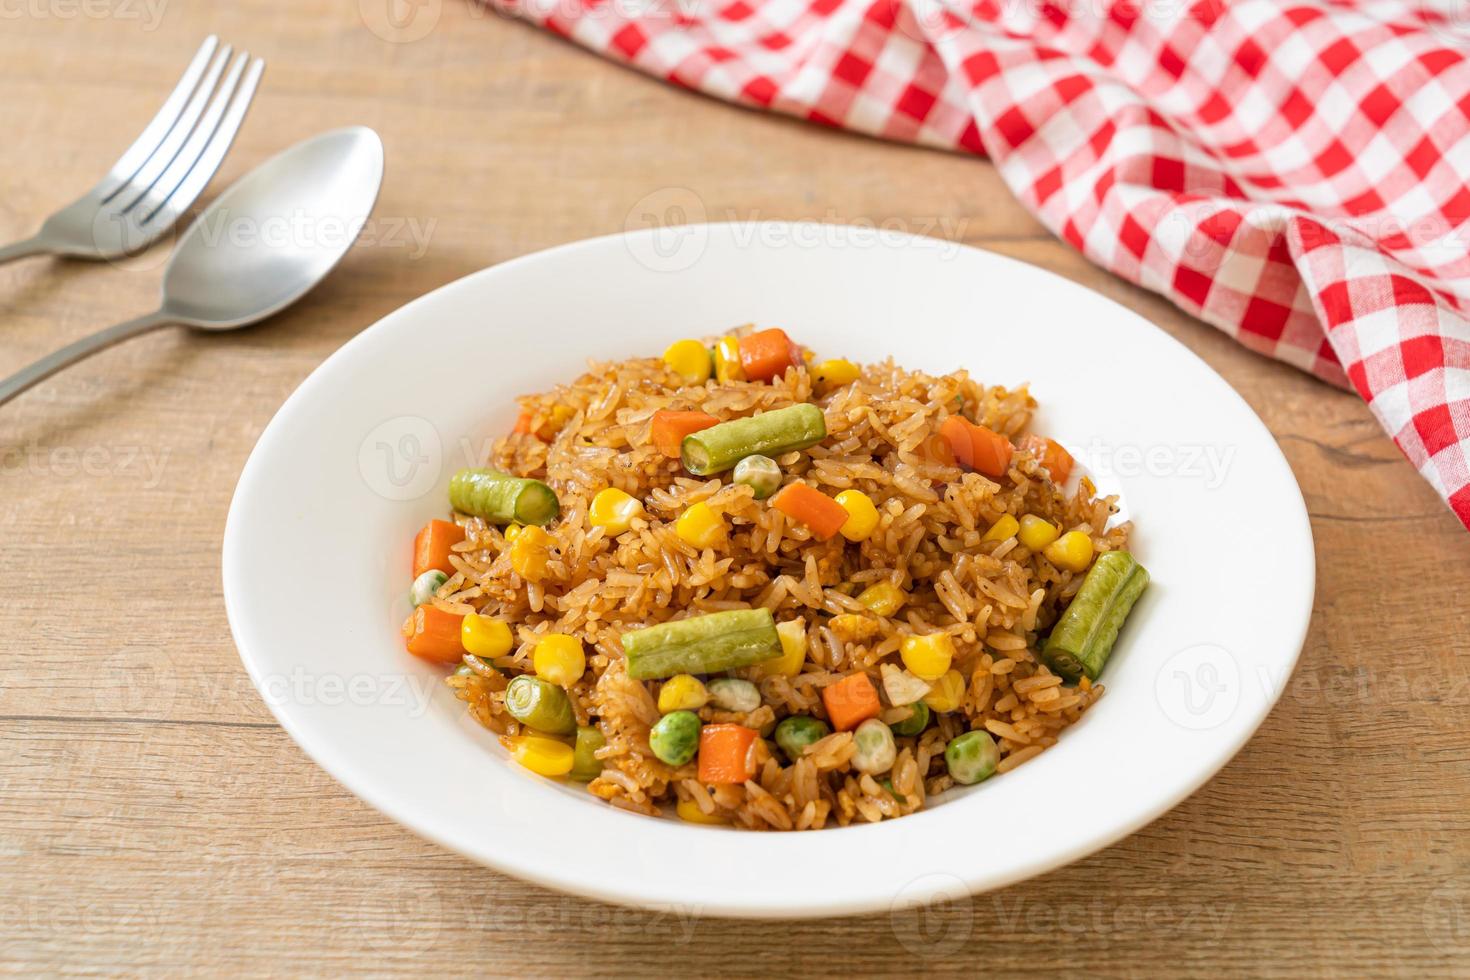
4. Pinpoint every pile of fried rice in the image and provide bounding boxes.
[437,338,1128,830]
